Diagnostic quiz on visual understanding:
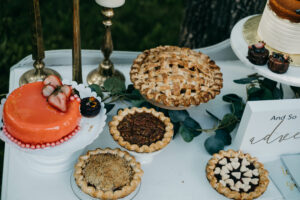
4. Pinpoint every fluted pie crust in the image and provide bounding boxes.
[206,150,269,200]
[74,148,143,200]
[130,46,223,108]
[109,107,174,153]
